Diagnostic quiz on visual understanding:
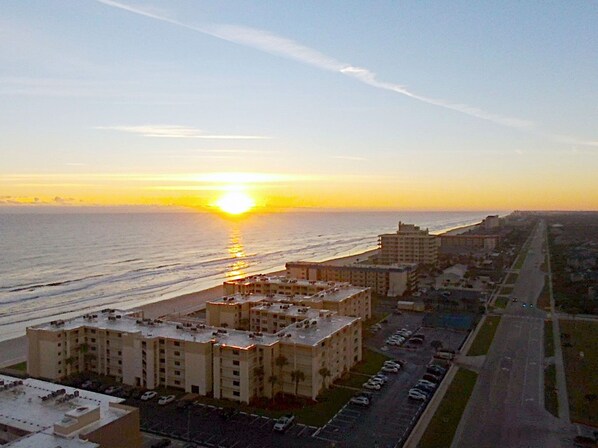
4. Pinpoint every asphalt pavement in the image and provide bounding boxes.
[452,222,575,448]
